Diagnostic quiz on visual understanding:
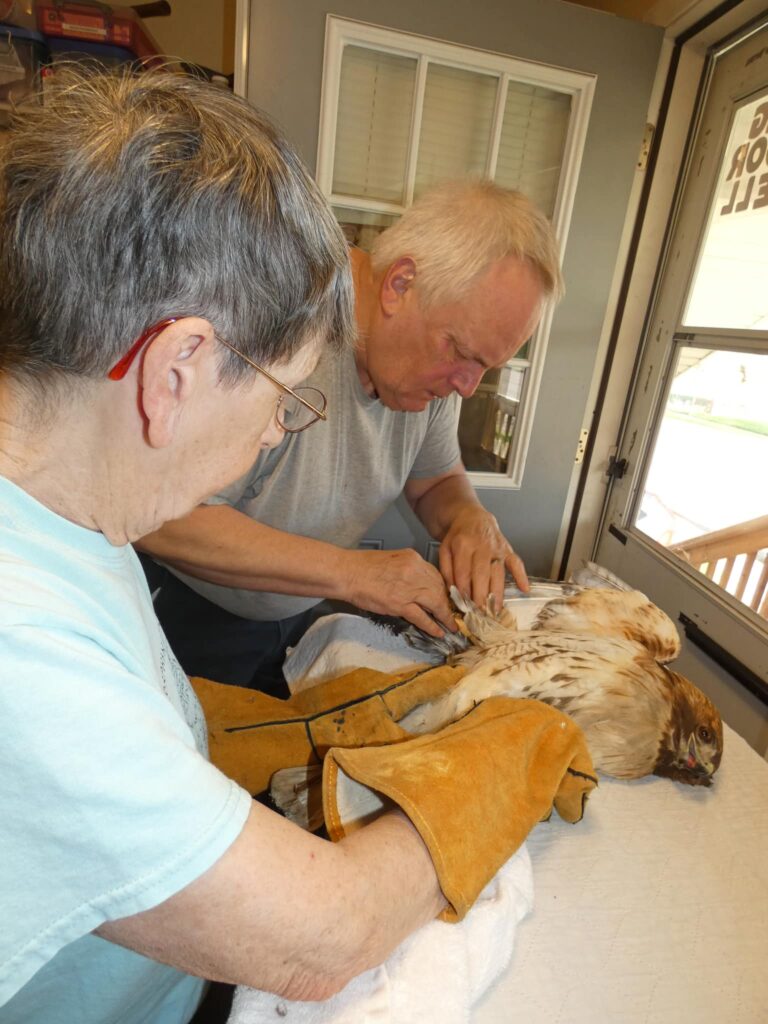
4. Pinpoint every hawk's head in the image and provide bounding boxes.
[654,669,724,786]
